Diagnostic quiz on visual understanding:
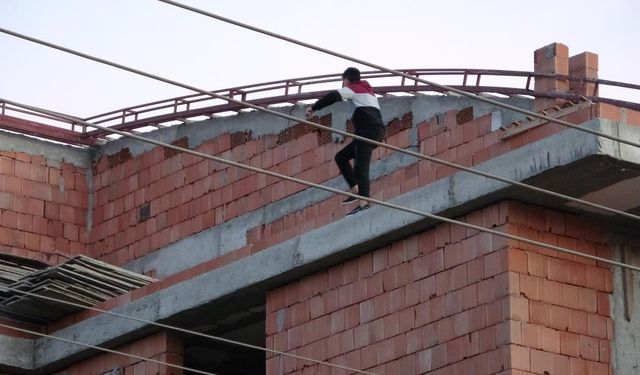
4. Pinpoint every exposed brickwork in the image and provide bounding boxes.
[0,151,87,265]
[230,130,253,149]
[49,105,583,333]
[534,42,570,112]
[106,148,132,169]
[278,123,312,145]
[385,112,414,139]
[3,42,638,375]
[26,95,634,339]
[569,52,598,97]
[456,106,474,125]
[87,111,415,266]
[313,114,334,146]
[277,115,332,146]
[165,137,189,159]
[265,201,613,375]
[52,331,183,375]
